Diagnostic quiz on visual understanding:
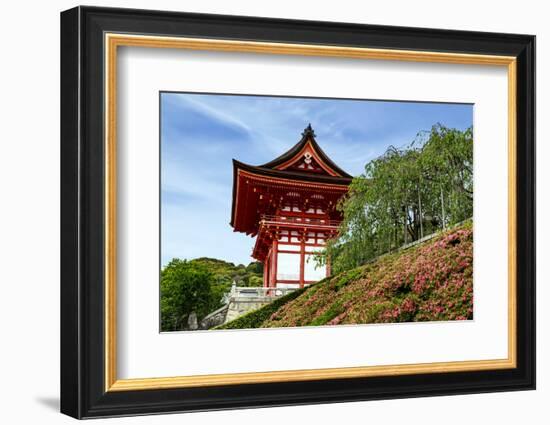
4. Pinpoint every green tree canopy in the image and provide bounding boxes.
[160,259,219,331]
